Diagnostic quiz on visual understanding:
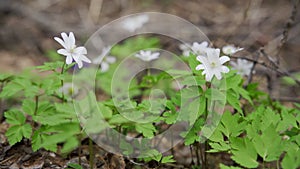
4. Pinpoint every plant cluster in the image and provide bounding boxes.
[0,32,299,169]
